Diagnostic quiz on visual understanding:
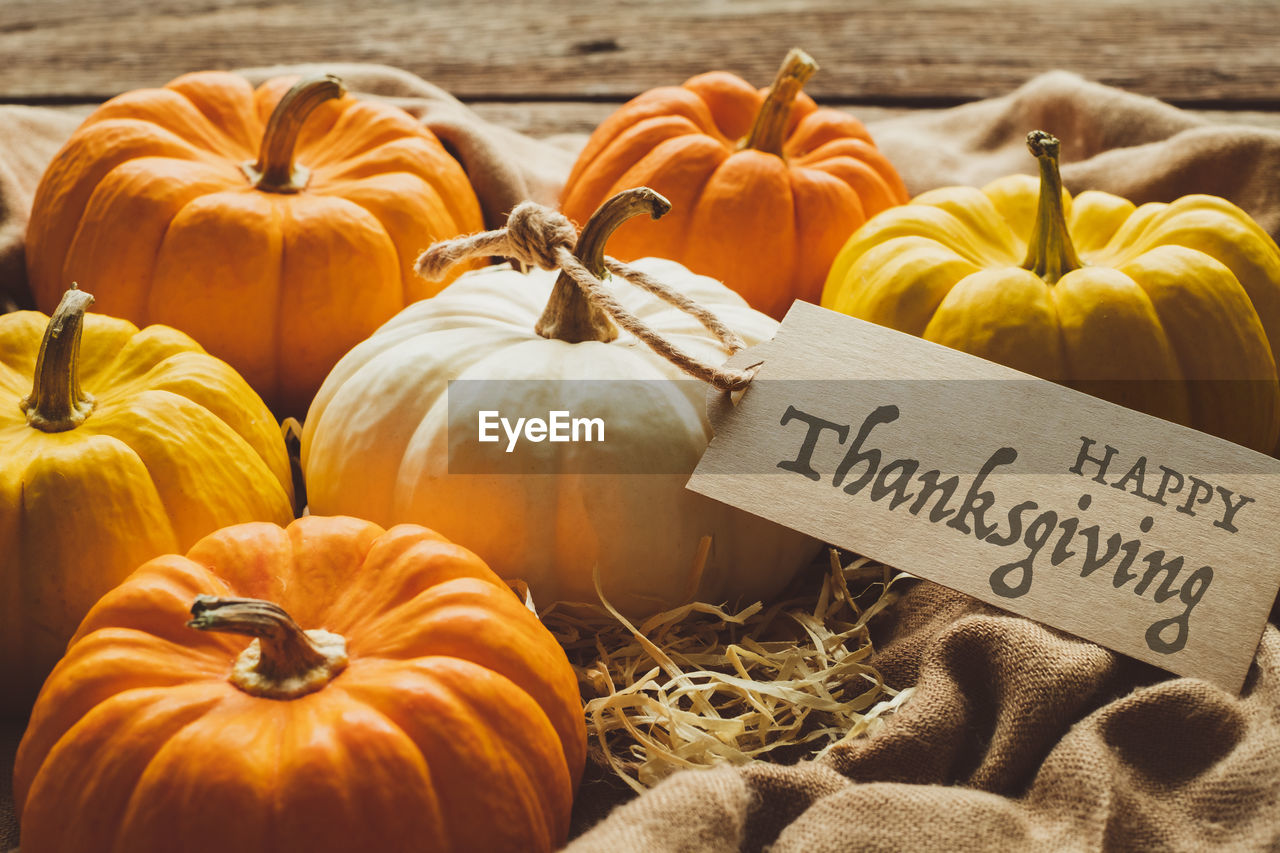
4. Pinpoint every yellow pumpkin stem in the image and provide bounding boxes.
[188,595,348,699]
[742,47,818,158]
[20,284,96,432]
[242,74,346,194]
[1022,130,1083,284]
[535,187,672,343]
